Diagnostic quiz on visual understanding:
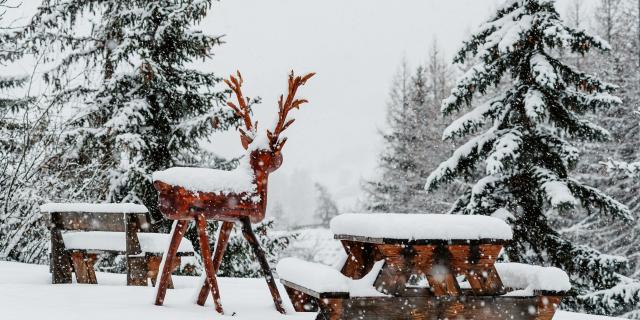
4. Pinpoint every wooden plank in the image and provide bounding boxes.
[284,284,319,312]
[196,214,224,314]
[69,251,97,284]
[339,240,381,280]
[240,217,286,314]
[154,220,189,306]
[50,212,72,284]
[280,280,350,299]
[197,221,234,306]
[43,212,133,232]
[334,234,508,246]
[125,213,143,256]
[127,256,148,286]
[373,244,421,296]
[425,244,461,296]
[302,295,562,320]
